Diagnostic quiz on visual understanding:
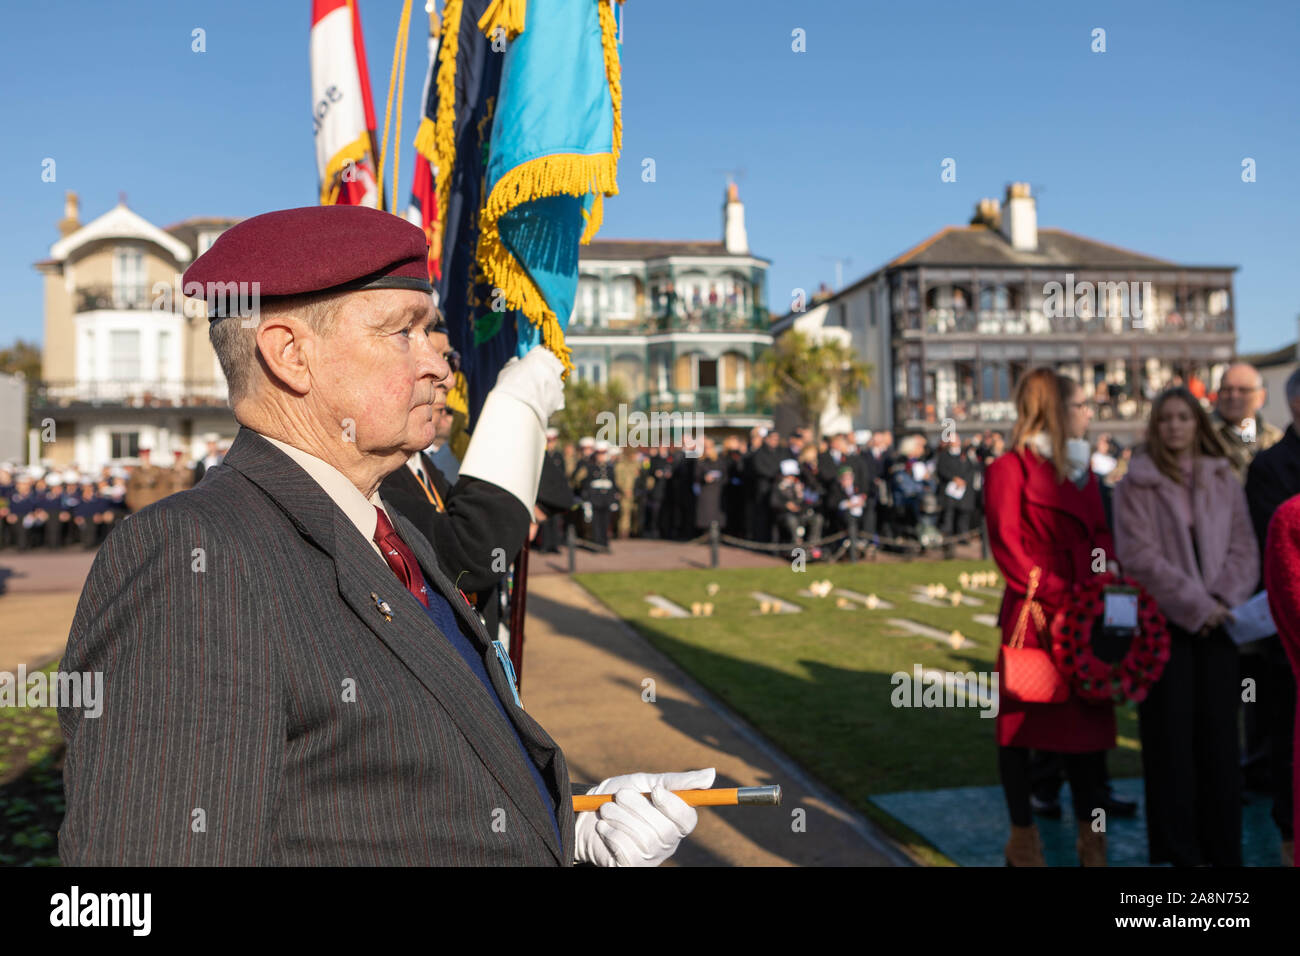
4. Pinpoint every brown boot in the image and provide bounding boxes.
[1005,823,1045,866]
[1076,819,1107,866]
